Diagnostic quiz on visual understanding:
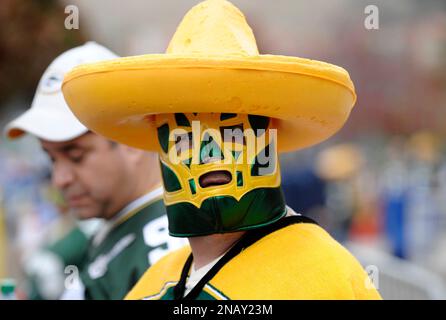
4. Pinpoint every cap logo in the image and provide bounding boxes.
[39,71,64,94]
